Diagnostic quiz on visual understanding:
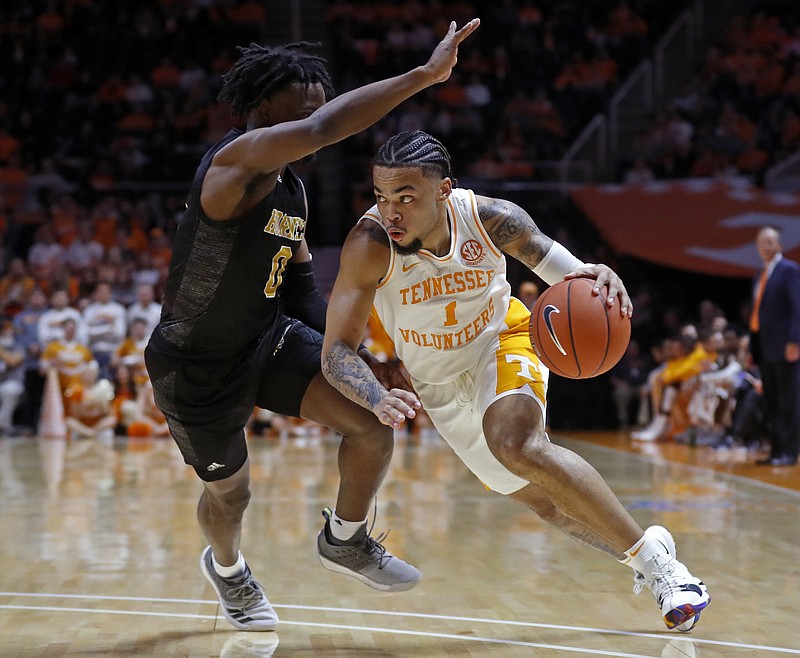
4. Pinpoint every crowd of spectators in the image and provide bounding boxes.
[621,3,800,184]
[0,1,279,273]
[0,0,267,189]
[600,291,776,462]
[0,0,269,438]
[0,1,790,450]
[0,272,166,439]
[325,0,693,211]
[3,2,796,230]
